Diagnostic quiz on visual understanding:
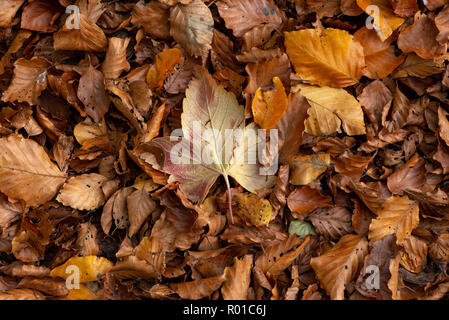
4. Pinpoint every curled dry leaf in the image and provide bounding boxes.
[170,275,224,299]
[169,0,213,58]
[251,76,288,130]
[284,28,364,88]
[101,37,131,79]
[0,135,66,207]
[310,234,368,300]
[20,0,62,32]
[56,173,108,210]
[294,84,366,136]
[2,57,51,105]
[221,254,253,300]
[0,0,24,27]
